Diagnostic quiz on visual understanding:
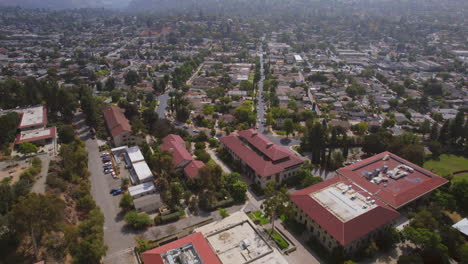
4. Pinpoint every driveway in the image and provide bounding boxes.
[73,111,140,261]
